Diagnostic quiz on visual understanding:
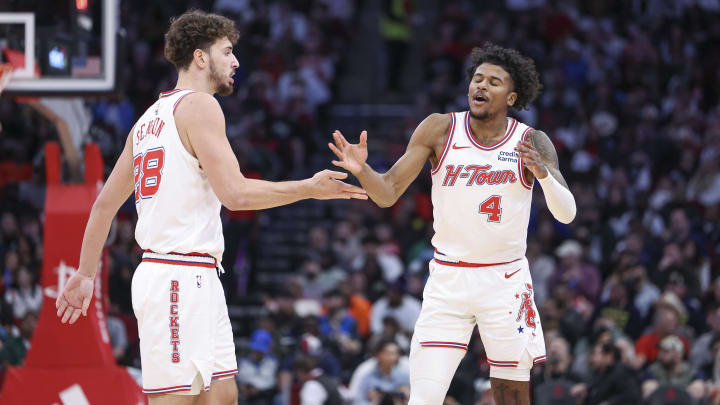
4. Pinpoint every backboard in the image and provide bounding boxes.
[0,0,118,95]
